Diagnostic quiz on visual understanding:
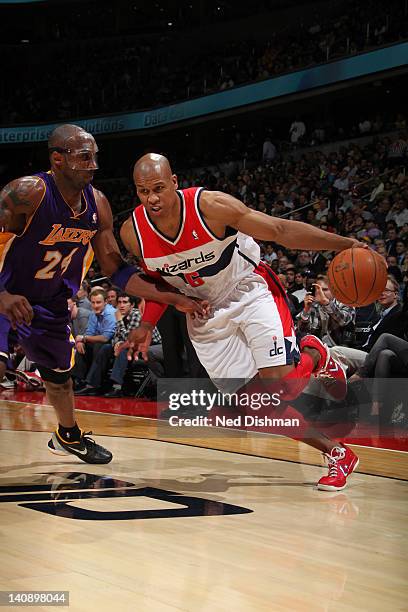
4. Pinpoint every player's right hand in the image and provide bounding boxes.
[0,291,33,328]
[174,295,211,319]
[348,239,368,249]
[119,323,153,361]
